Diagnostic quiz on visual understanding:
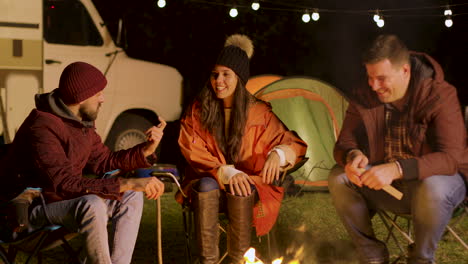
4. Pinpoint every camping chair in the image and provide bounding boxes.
[377,198,467,263]
[180,158,308,264]
[0,188,81,264]
[0,144,81,264]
